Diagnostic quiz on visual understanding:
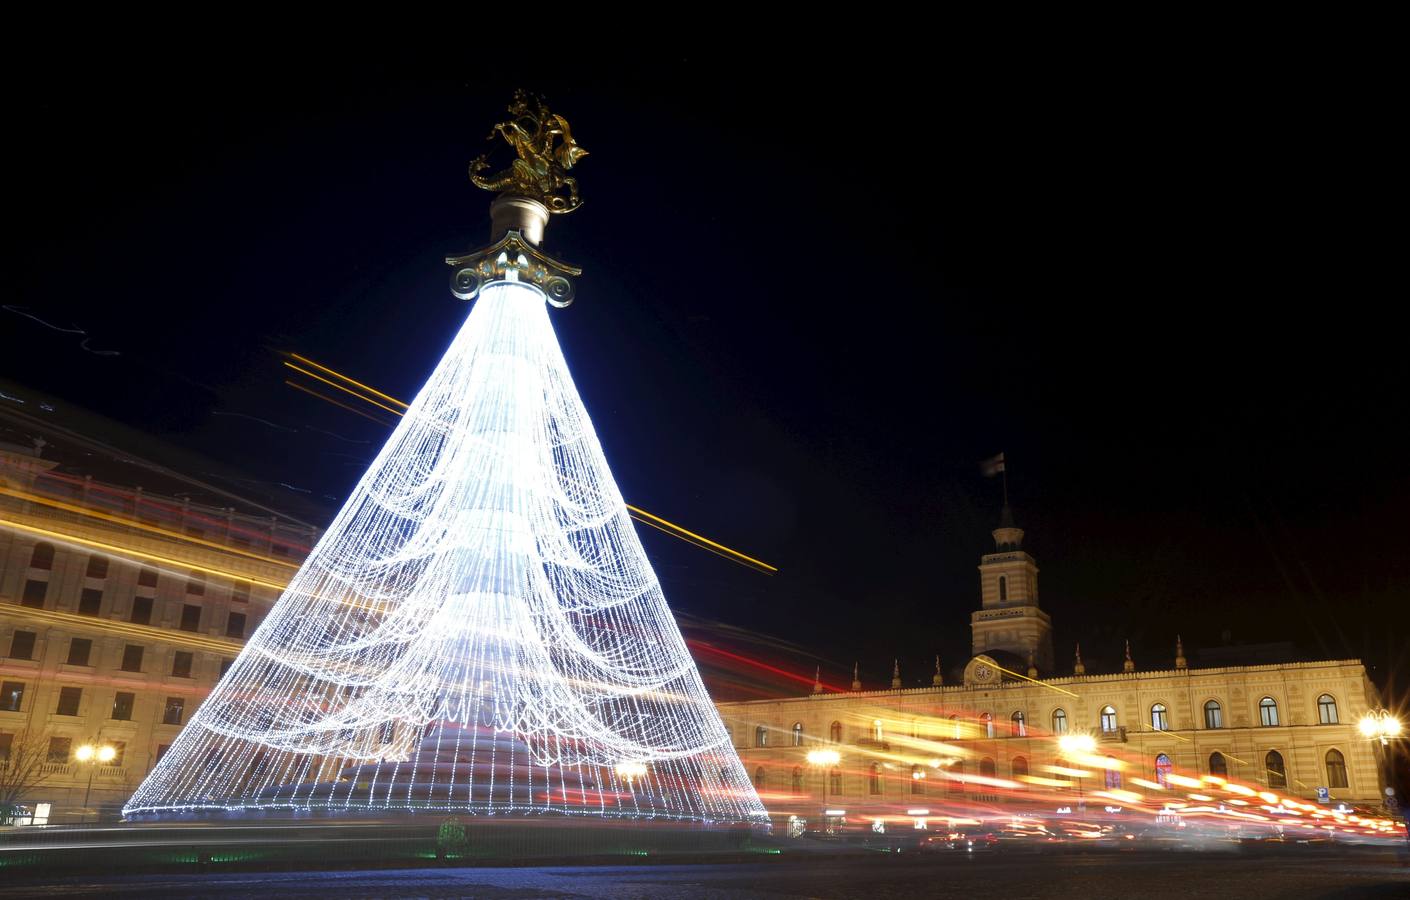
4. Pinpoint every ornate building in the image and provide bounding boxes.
[716,508,1386,827]
[0,442,314,820]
